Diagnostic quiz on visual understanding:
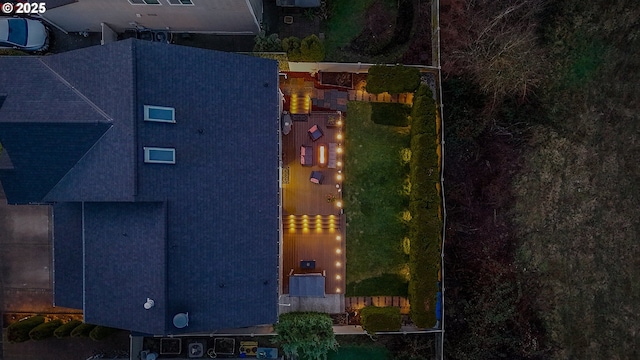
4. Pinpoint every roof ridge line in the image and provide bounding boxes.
[38,58,113,122]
